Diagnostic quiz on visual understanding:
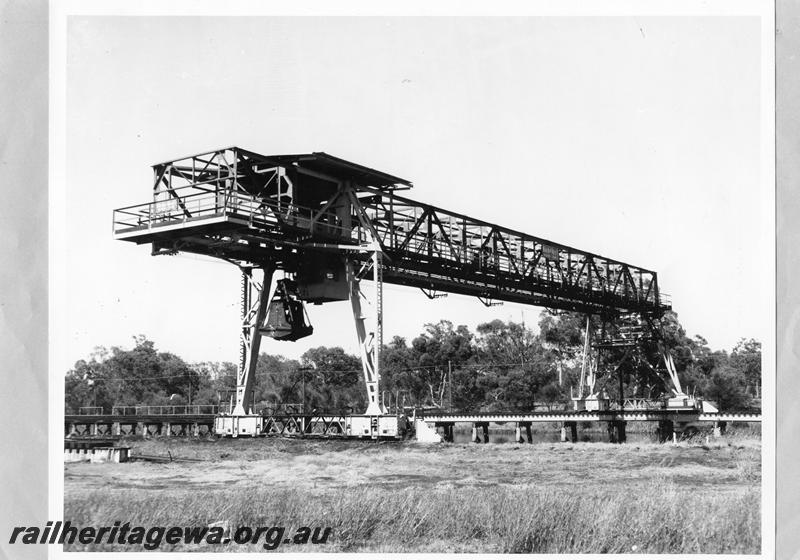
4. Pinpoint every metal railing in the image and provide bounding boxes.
[113,171,667,315]
[113,188,348,239]
[611,399,666,411]
[111,405,225,416]
[77,406,103,415]
[115,189,661,302]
